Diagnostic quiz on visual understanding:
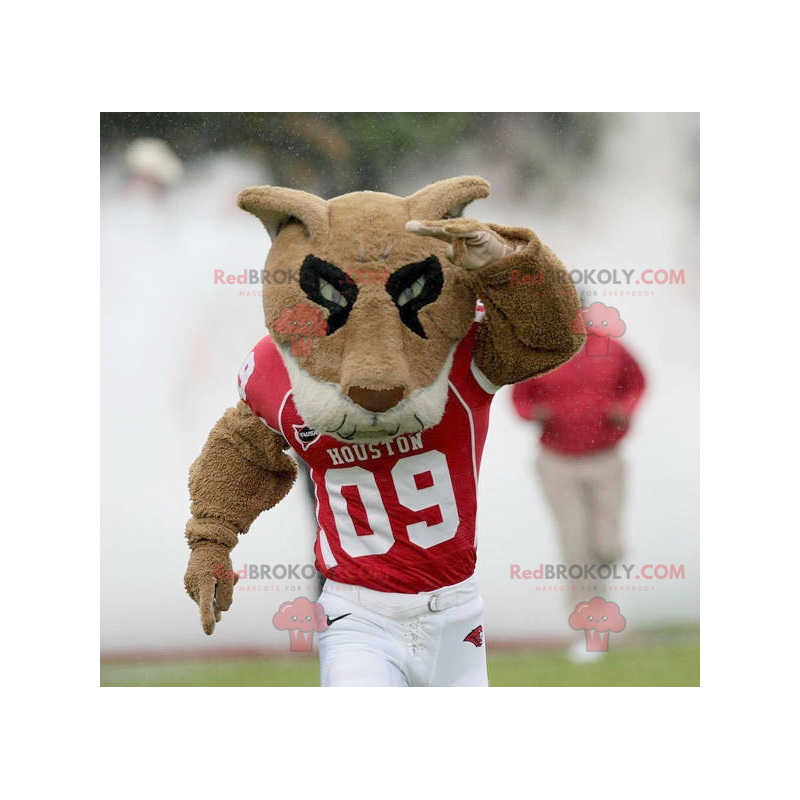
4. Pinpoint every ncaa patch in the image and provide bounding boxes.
[293,424,319,451]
